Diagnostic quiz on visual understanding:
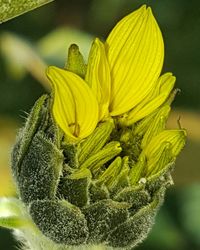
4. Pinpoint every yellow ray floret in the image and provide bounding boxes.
[121,73,176,125]
[85,38,111,120]
[47,66,99,140]
[106,5,164,116]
